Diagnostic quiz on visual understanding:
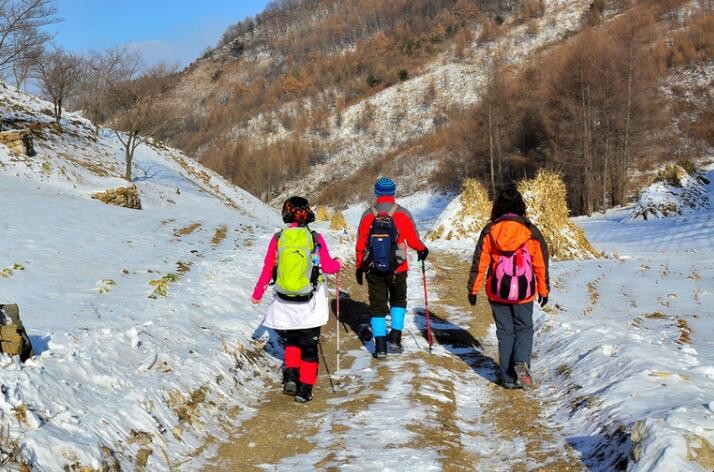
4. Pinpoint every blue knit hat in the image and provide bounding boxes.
[374,177,396,197]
